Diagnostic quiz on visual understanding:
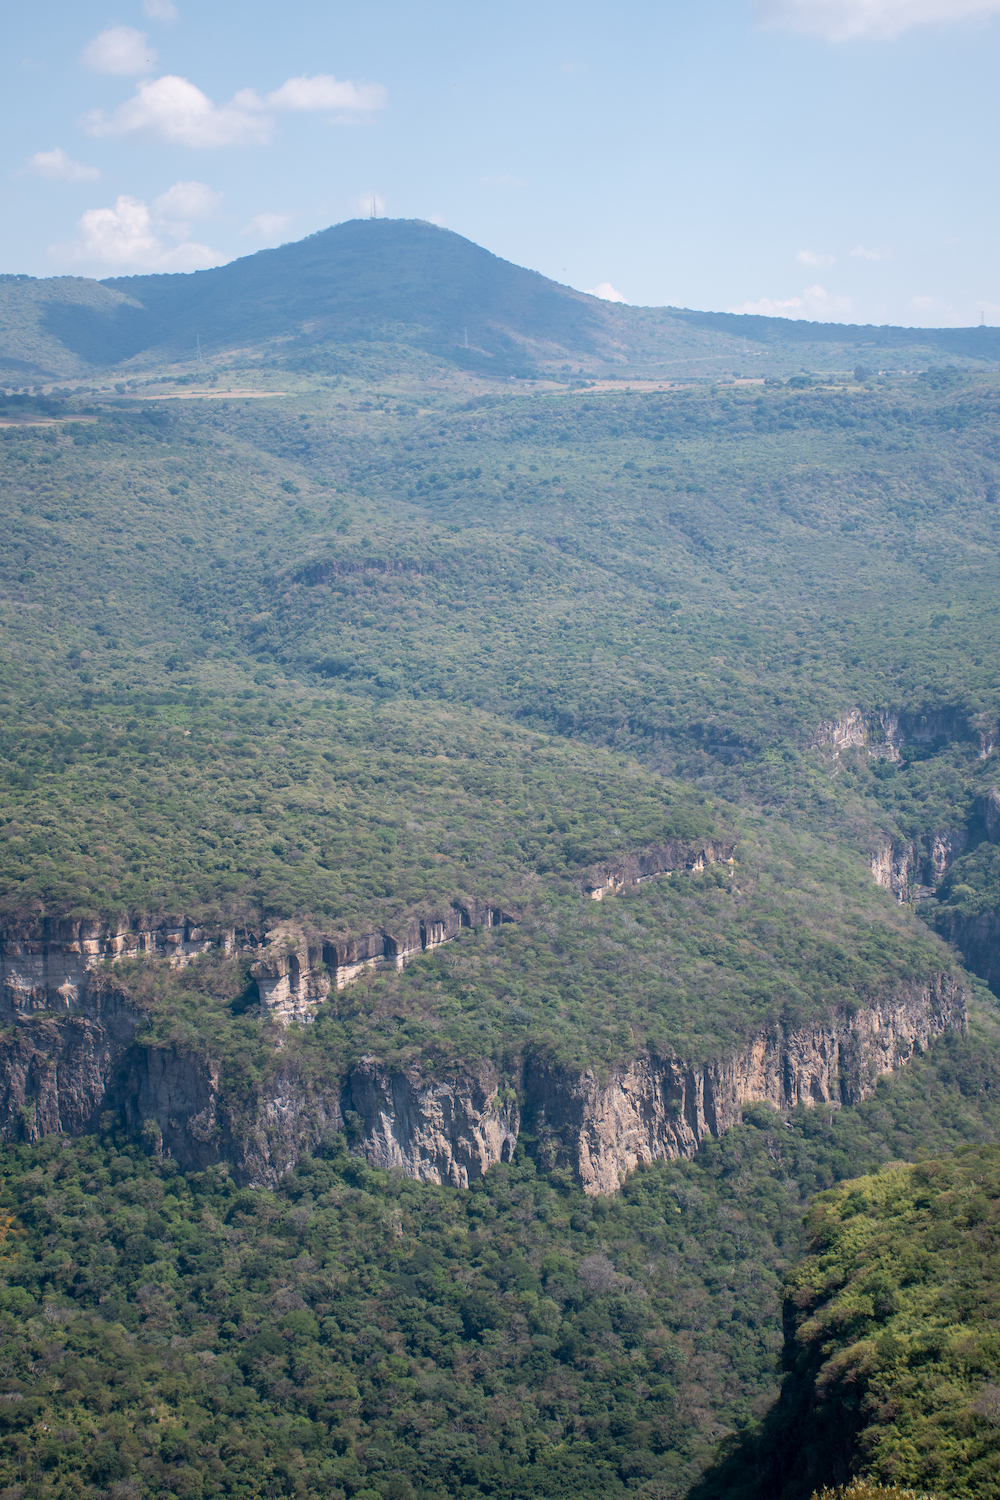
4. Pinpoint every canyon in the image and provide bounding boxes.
[0,917,966,1194]
[0,831,974,1195]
